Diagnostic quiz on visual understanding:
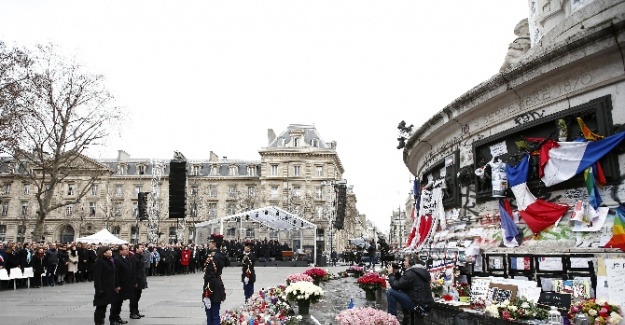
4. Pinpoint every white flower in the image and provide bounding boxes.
[501,300,510,306]
[595,299,606,305]
[588,309,597,316]
[609,312,622,324]
[508,306,518,311]
[521,302,530,309]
